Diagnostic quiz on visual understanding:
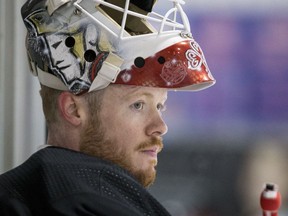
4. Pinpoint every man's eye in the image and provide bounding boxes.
[132,102,144,110]
[157,103,167,112]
